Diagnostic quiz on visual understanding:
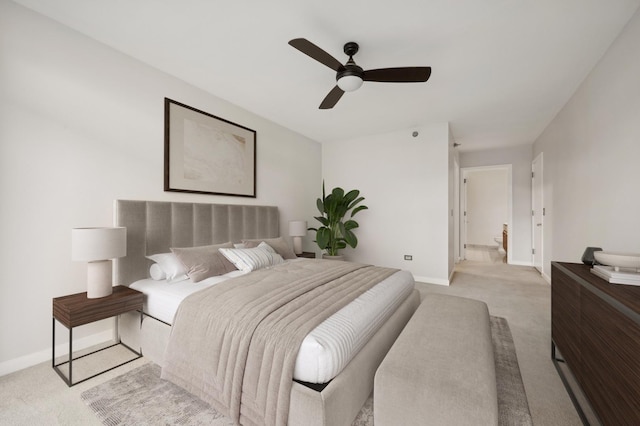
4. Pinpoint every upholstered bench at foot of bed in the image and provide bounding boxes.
[374,293,498,426]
